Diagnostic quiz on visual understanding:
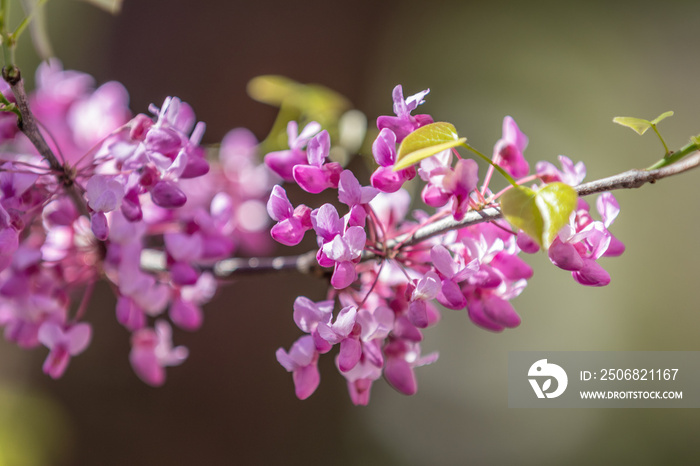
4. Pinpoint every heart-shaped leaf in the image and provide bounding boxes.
[612,116,652,135]
[650,111,674,126]
[500,182,578,249]
[393,122,466,171]
[613,111,674,135]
